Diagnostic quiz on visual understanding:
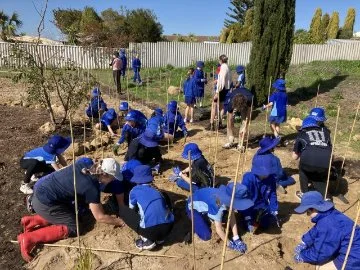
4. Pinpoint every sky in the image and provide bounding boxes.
[2,0,360,40]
